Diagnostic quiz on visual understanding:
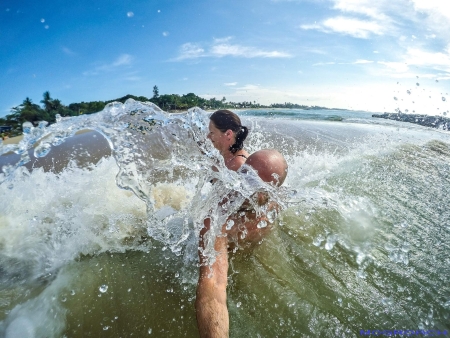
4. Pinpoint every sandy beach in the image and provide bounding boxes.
[1,129,97,146]
[1,135,23,145]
